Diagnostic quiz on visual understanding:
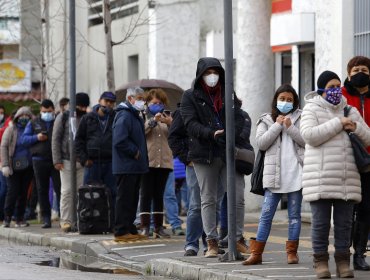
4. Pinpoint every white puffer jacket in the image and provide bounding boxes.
[300,92,370,203]
[256,109,305,190]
